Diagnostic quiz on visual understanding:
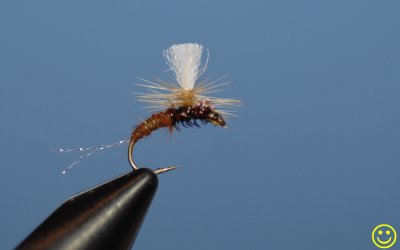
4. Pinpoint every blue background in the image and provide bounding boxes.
[1,1,399,249]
